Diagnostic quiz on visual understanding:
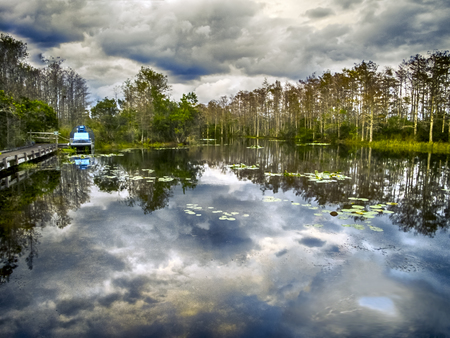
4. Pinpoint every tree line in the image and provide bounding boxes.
[0,33,89,149]
[2,32,450,149]
[201,52,450,144]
